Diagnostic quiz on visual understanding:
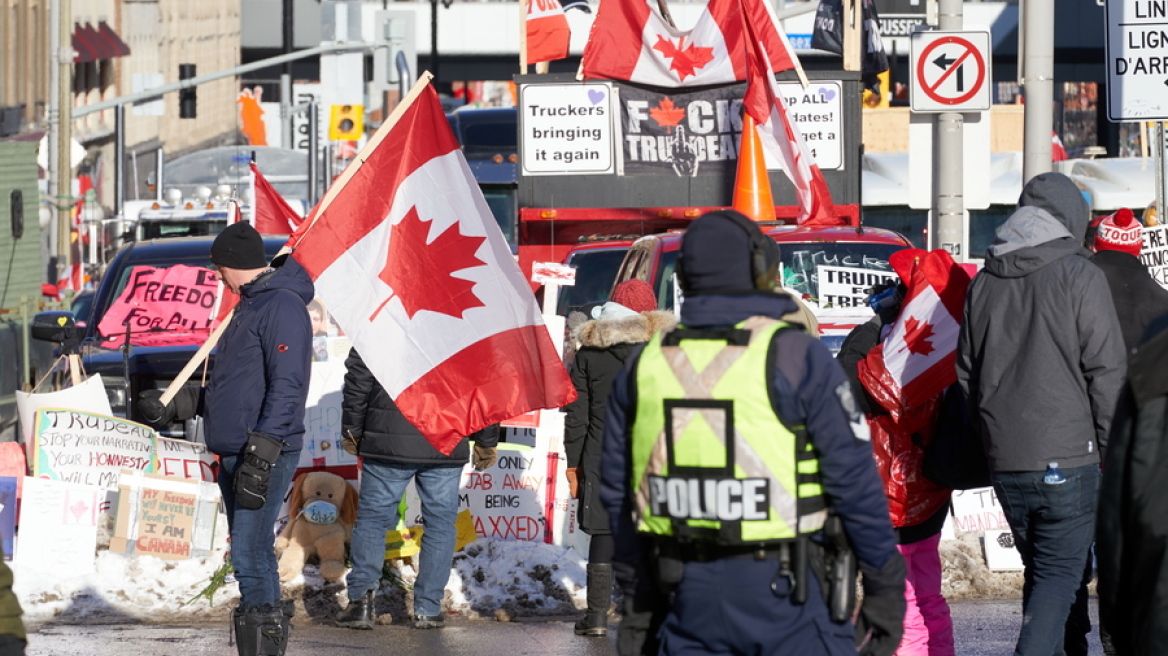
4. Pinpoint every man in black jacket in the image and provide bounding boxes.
[334,348,498,631]
[958,173,1126,656]
[1090,207,1168,353]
